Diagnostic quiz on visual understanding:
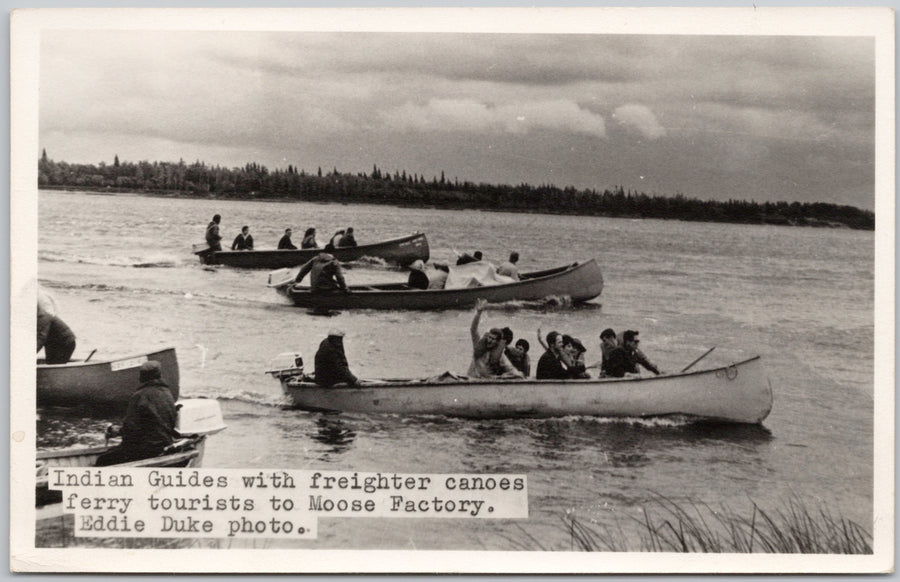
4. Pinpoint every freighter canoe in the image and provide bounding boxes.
[37,346,180,411]
[270,356,772,424]
[272,259,604,310]
[196,232,429,268]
